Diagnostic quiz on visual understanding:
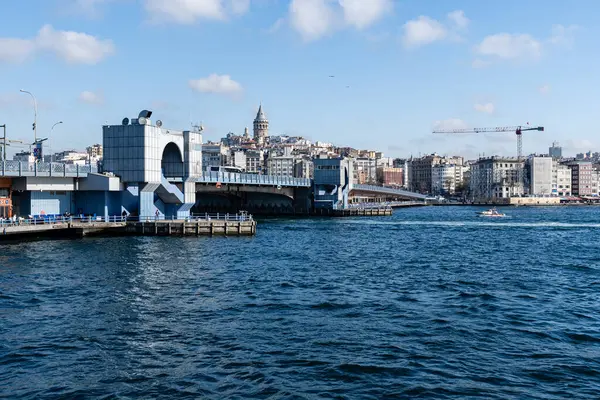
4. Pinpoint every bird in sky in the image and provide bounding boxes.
[328,75,335,78]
